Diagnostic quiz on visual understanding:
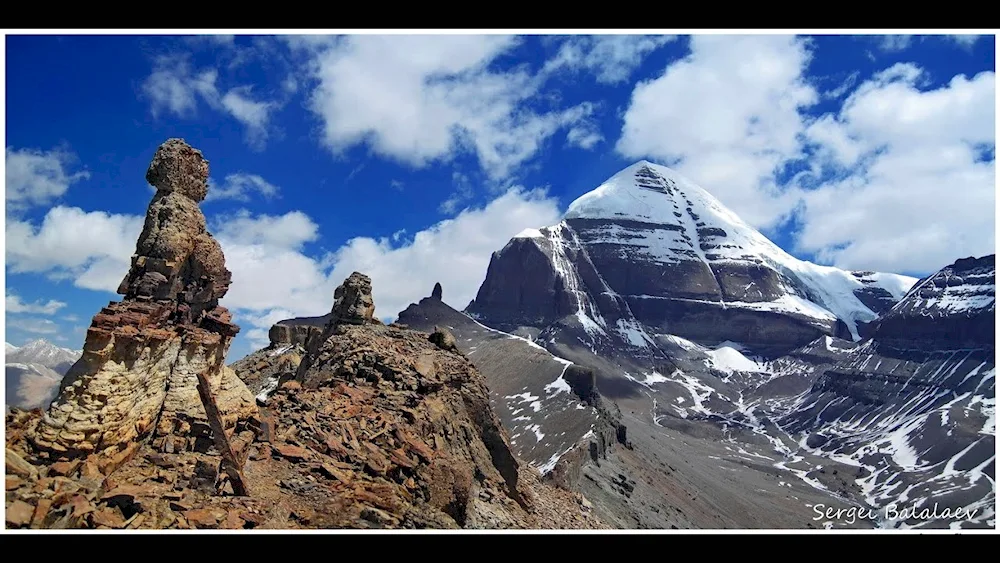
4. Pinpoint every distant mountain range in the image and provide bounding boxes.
[5,339,81,410]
